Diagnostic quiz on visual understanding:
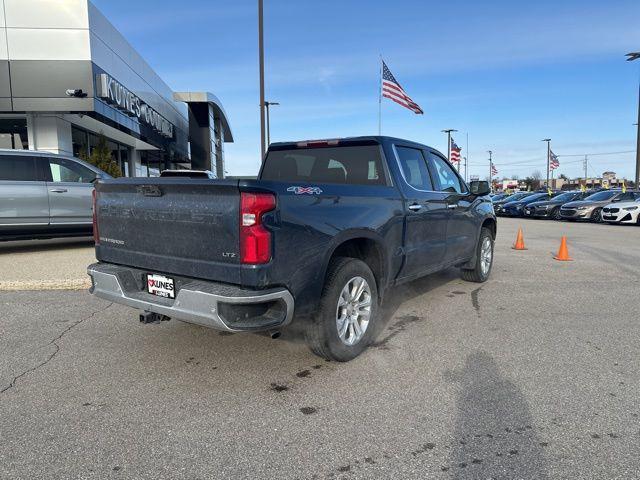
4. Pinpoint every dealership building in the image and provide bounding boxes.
[0,0,233,177]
